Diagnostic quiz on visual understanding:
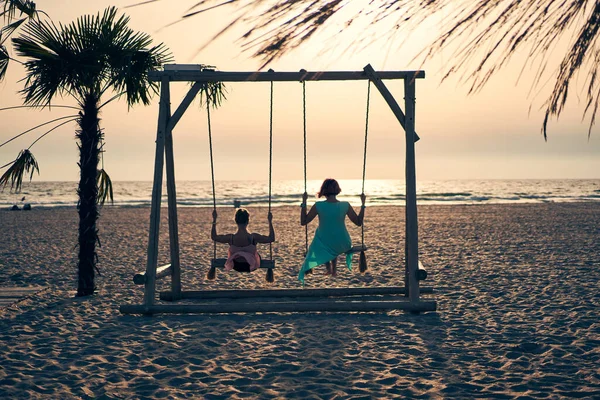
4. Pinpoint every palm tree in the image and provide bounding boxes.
[3,6,172,296]
[143,0,600,137]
